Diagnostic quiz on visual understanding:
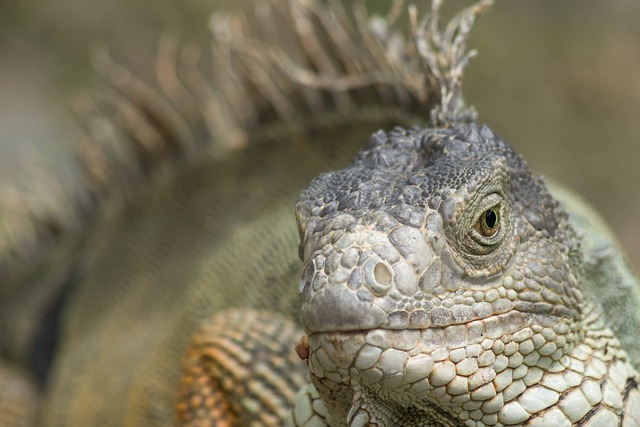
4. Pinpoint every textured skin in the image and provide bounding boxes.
[38,125,374,427]
[1,1,639,426]
[176,310,307,426]
[294,124,640,425]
